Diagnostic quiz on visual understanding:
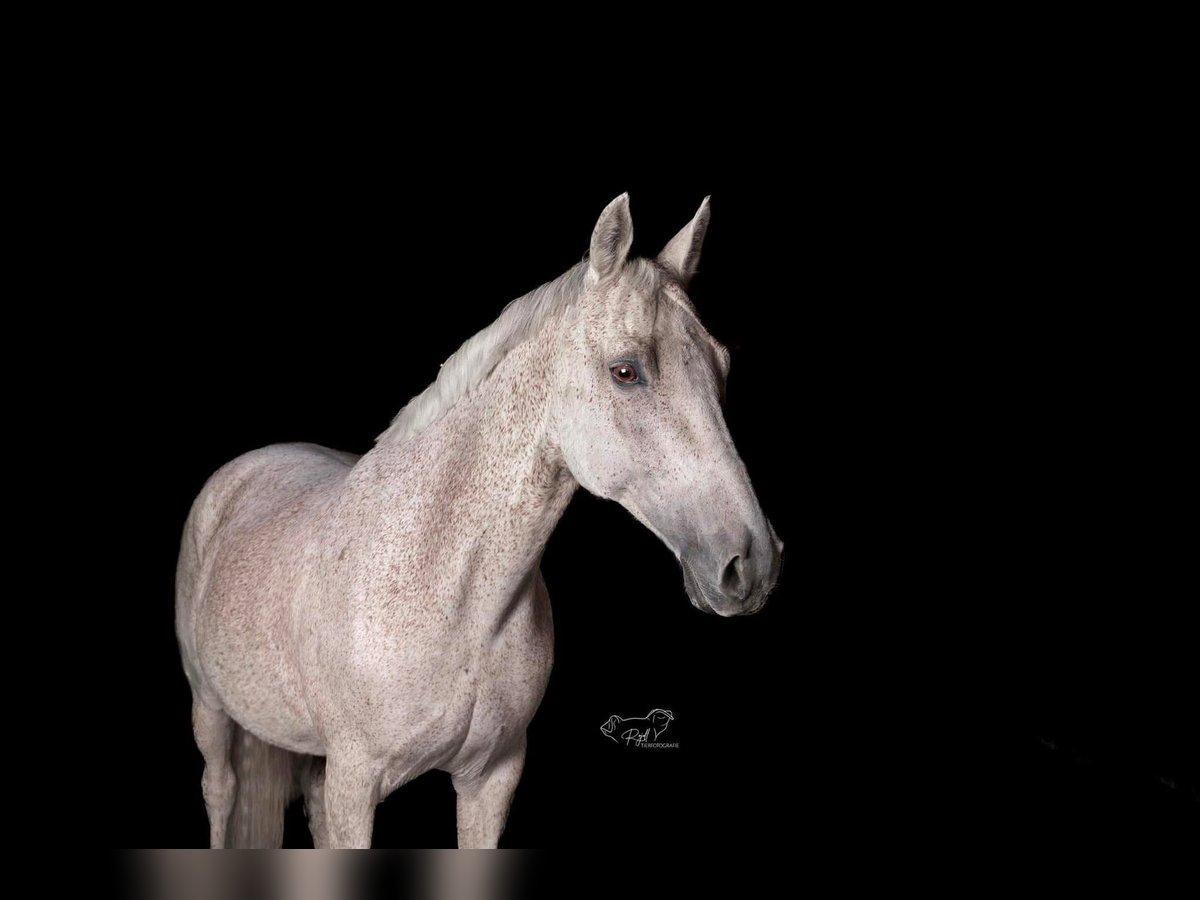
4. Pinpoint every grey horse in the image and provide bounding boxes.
[175,194,782,848]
